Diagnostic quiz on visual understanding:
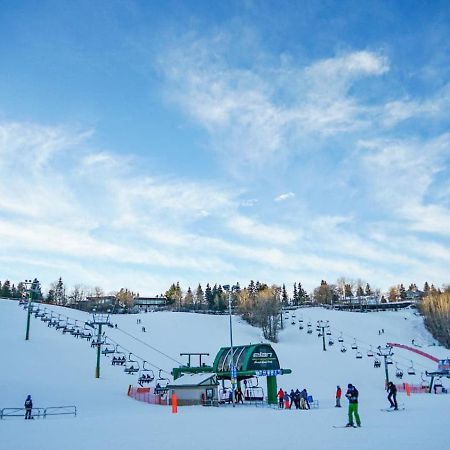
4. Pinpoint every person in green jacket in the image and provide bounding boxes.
[345,384,361,427]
